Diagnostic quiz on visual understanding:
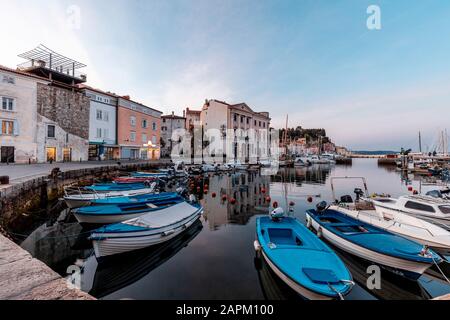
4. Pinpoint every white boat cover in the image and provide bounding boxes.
[123,201,199,229]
